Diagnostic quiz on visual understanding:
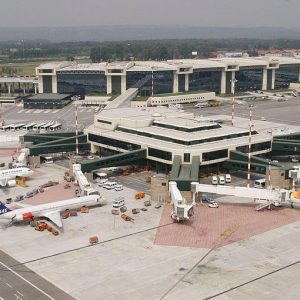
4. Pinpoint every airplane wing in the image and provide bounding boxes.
[43,211,63,228]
